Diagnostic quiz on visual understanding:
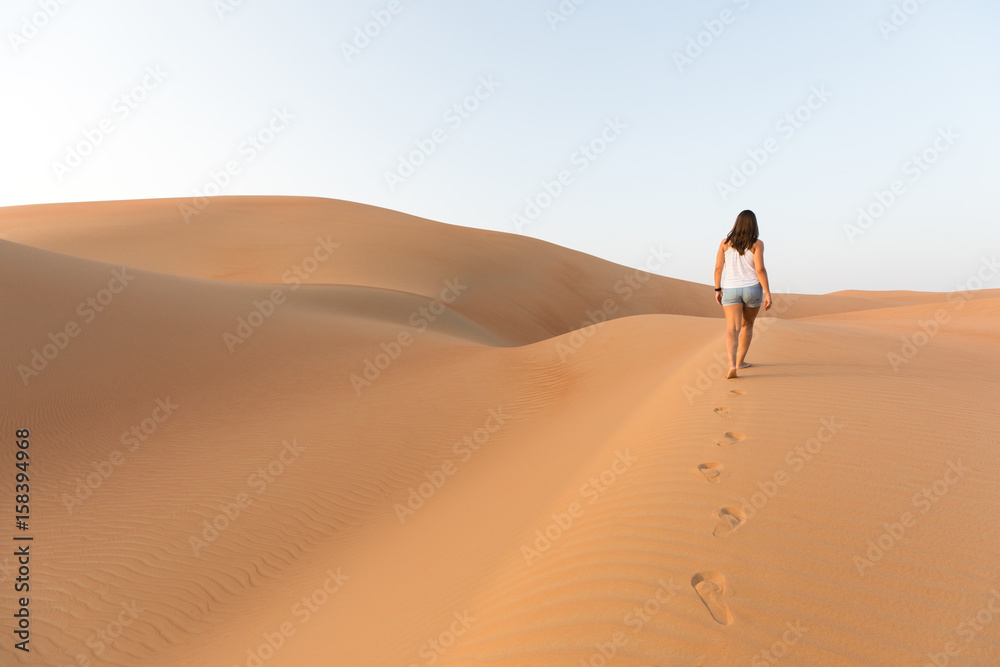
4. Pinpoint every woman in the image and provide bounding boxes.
[714,210,772,379]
